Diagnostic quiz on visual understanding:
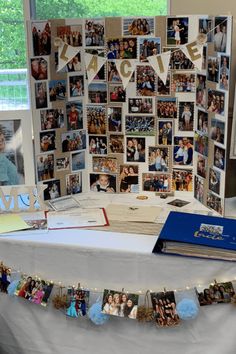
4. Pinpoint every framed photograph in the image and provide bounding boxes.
[209,168,221,195]
[157,74,170,96]
[89,135,107,155]
[199,18,213,42]
[157,98,177,118]
[172,169,192,192]
[220,55,229,91]
[158,121,173,145]
[207,56,219,83]
[197,109,208,134]
[214,145,225,170]
[92,156,118,173]
[107,38,137,59]
[136,65,156,96]
[208,89,225,115]
[210,118,225,145]
[108,106,122,132]
[35,82,48,109]
[214,17,227,53]
[66,101,83,131]
[109,134,124,154]
[36,153,54,182]
[128,97,154,115]
[61,130,86,153]
[102,289,139,319]
[31,57,48,80]
[142,173,172,193]
[194,132,208,157]
[88,83,107,104]
[178,102,194,131]
[32,21,51,56]
[87,105,106,135]
[207,191,223,214]
[197,281,234,306]
[167,17,189,46]
[66,287,90,318]
[56,157,70,172]
[194,175,204,203]
[90,174,116,193]
[57,24,82,46]
[109,85,126,103]
[40,109,64,130]
[126,137,146,162]
[171,72,195,93]
[119,164,139,193]
[197,154,207,178]
[139,37,161,62]
[148,146,169,172]
[151,291,180,326]
[173,137,193,166]
[68,75,84,99]
[123,17,154,36]
[85,19,105,46]
[196,75,207,109]
[43,179,61,200]
[66,172,82,194]
[125,116,155,136]
[49,80,66,101]
[0,110,35,187]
